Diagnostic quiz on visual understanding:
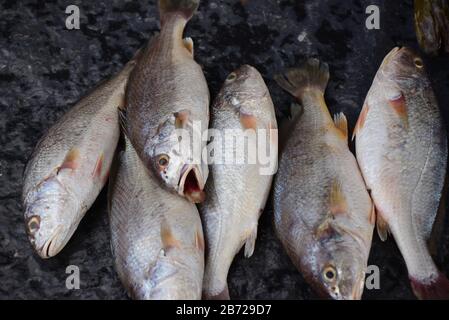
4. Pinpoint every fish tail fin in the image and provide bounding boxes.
[410,272,449,299]
[203,284,230,300]
[159,0,200,22]
[274,58,329,101]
